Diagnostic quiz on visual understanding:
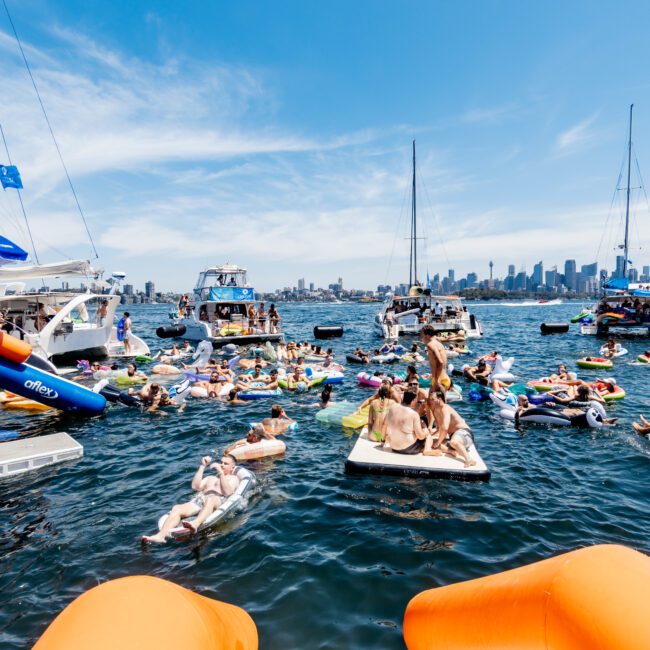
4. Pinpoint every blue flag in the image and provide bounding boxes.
[0,165,23,190]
